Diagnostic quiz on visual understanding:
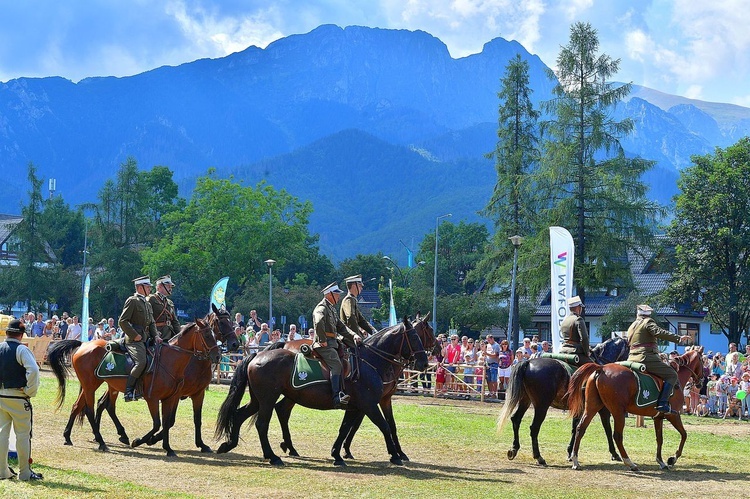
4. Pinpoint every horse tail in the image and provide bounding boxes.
[566,363,601,418]
[47,339,82,410]
[215,353,254,441]
[497,360,528,431]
